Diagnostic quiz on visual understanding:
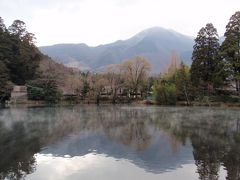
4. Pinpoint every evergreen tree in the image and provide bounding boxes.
[220,11,240,92]
[0,17,6,32]
[0,17,12,69]
[80,71,90,100]
[27,78,60,103]
[190,23,221,93]
[81,81,90,99]
[0,17,12,103]
[7,20,41,85]
[0,61,11,103]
